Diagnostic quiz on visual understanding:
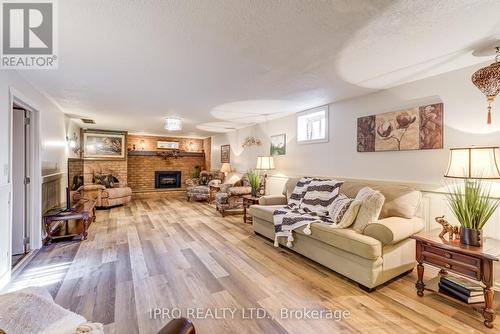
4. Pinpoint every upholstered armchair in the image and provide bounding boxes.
[186,171,224,201]
[215,174,265,216]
